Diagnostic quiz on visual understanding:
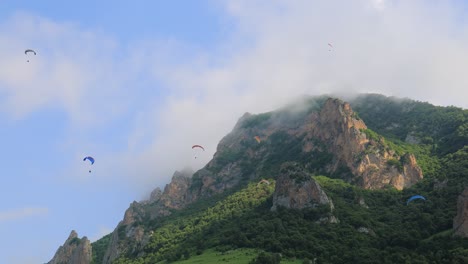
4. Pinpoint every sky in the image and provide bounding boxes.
[0,0,467,263]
